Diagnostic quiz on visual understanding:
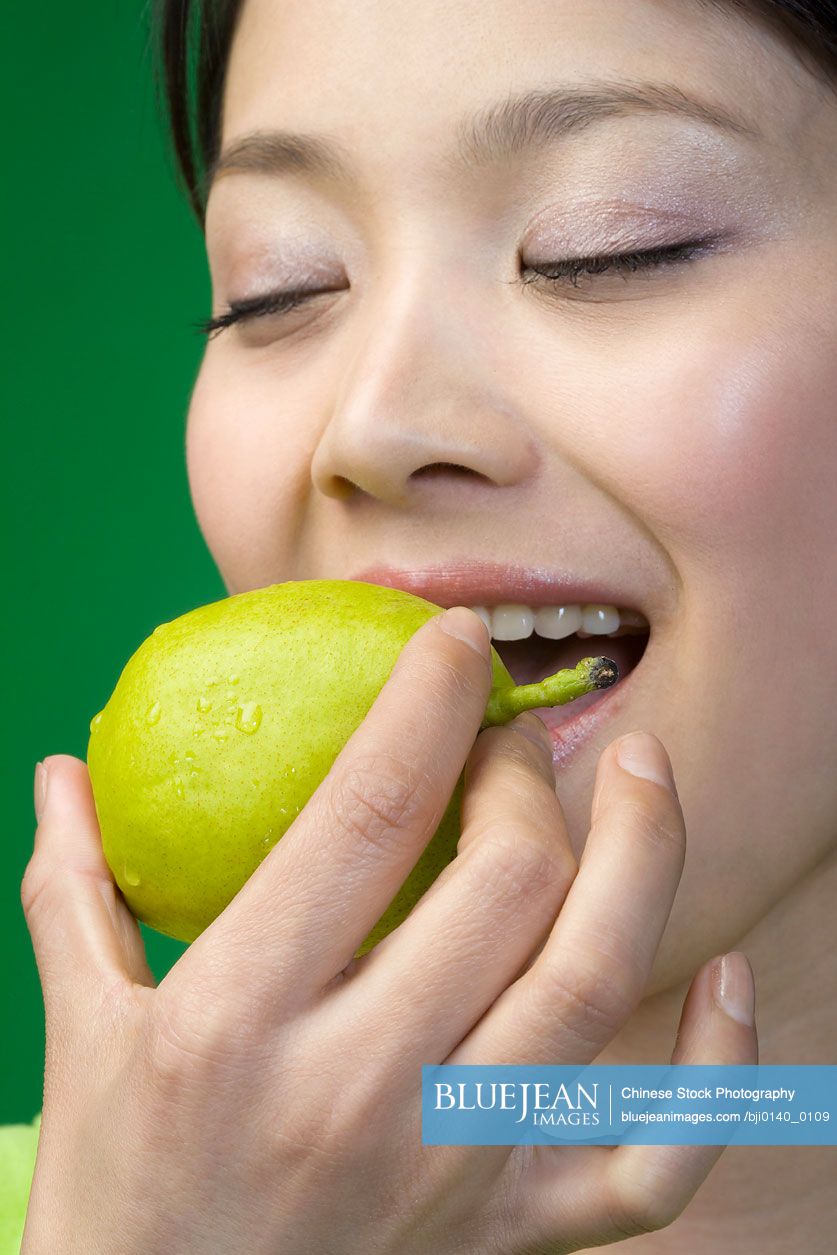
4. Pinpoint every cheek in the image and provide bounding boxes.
[596,292,837,606]
[607,287,837,754]
[560,288,837,985]
[185,359,314,591]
